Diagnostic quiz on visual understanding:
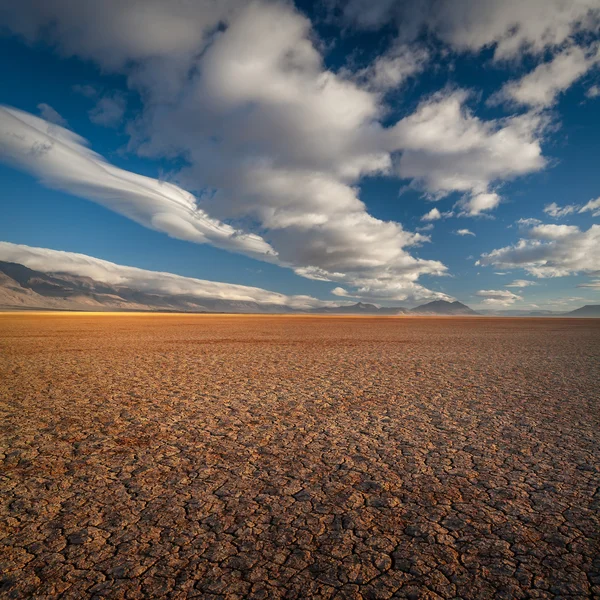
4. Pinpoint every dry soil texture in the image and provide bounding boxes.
[1,314,599,600]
